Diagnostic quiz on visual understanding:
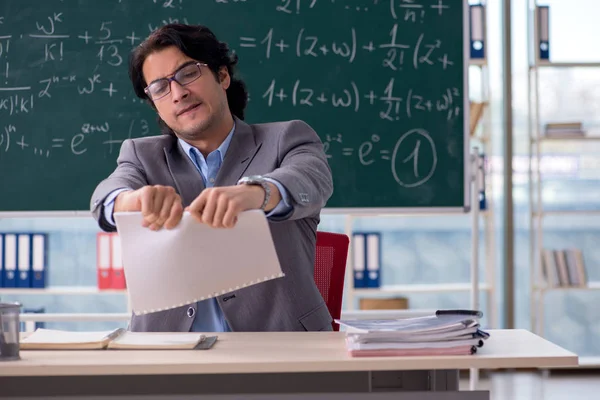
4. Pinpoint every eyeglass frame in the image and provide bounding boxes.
[143,61,208,101]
